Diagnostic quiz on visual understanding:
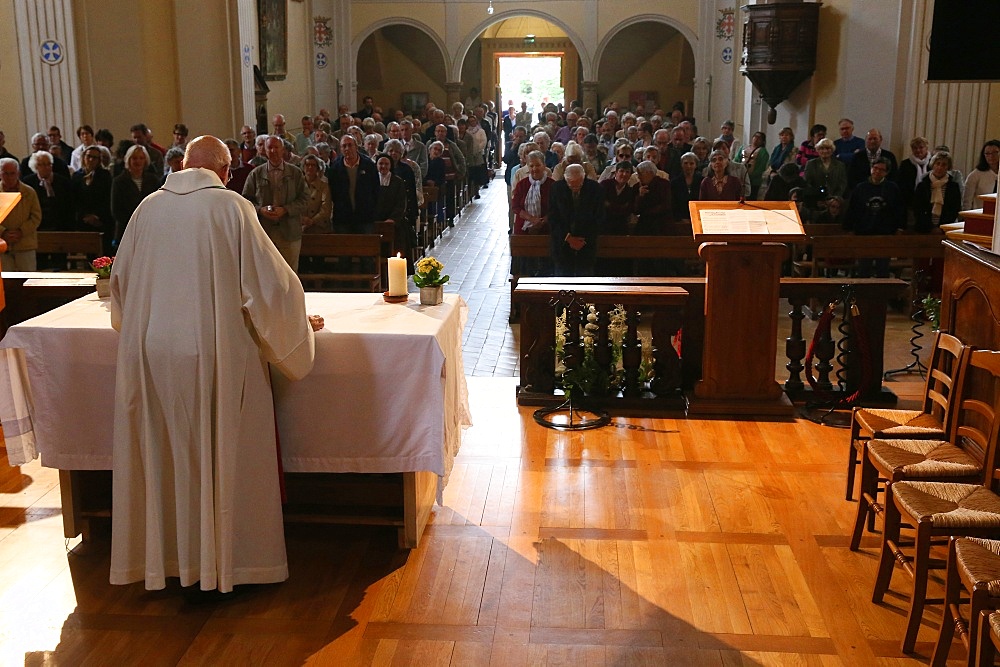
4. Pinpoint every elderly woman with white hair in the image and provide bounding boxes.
[24,149,74,232]
[803,137,847,205]
[511,150,554,276]
[111,144,161,242]
[551,141,598,181]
